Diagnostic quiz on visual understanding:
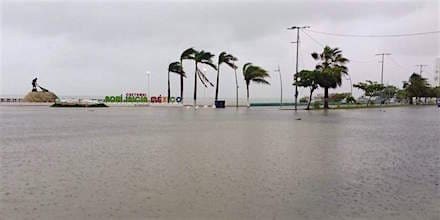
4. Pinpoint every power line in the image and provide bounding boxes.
[302,30,378,64]
[349,58,377,63]
[307,29,440,38]
[388,56,411,71]
[388,57,429,75]
[301,29,325,47]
